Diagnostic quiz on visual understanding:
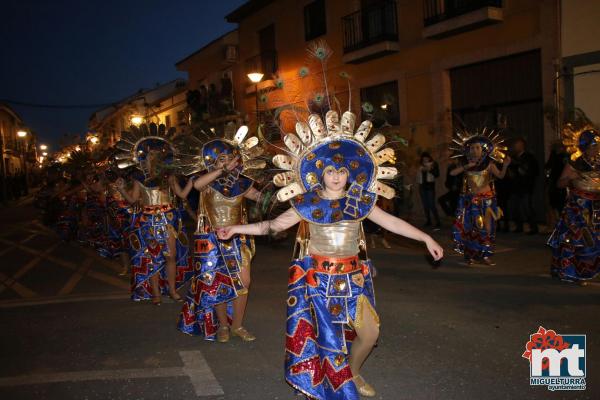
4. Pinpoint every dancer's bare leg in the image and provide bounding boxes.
[118,252,129,276]
[150,273,161,304]
[350,299,380,375]
[350,298,379,396]
[482,214,496,265]
[231,263,250,330]
[215,304,228,326]
[165,232,179,297]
